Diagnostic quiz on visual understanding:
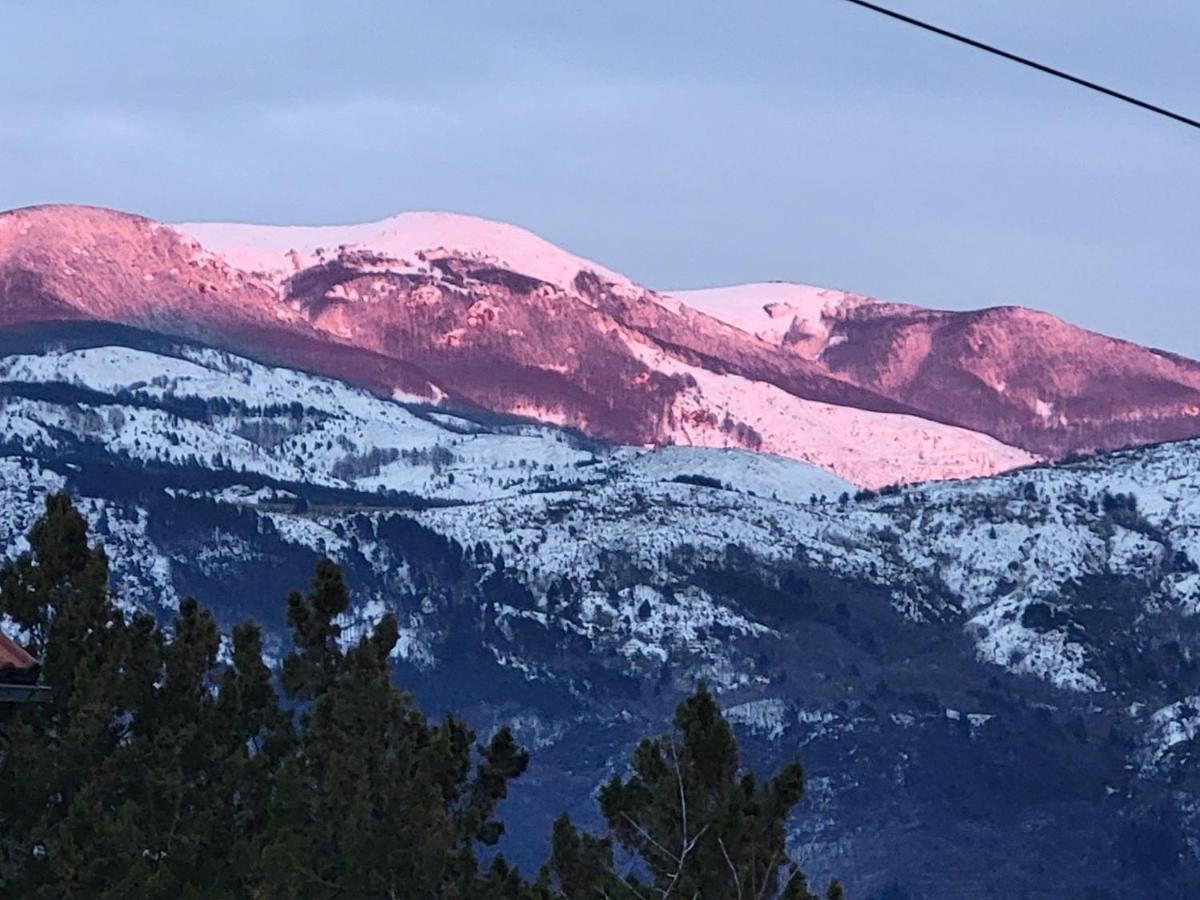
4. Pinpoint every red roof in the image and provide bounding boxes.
[0,631,39,684]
